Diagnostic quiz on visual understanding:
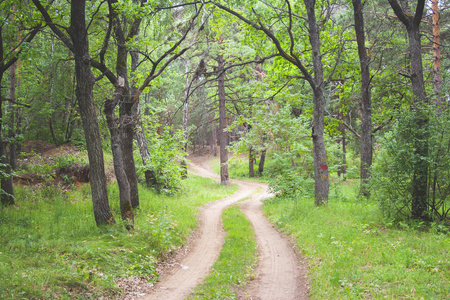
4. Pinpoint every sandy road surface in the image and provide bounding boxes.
[140,158,308,300]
